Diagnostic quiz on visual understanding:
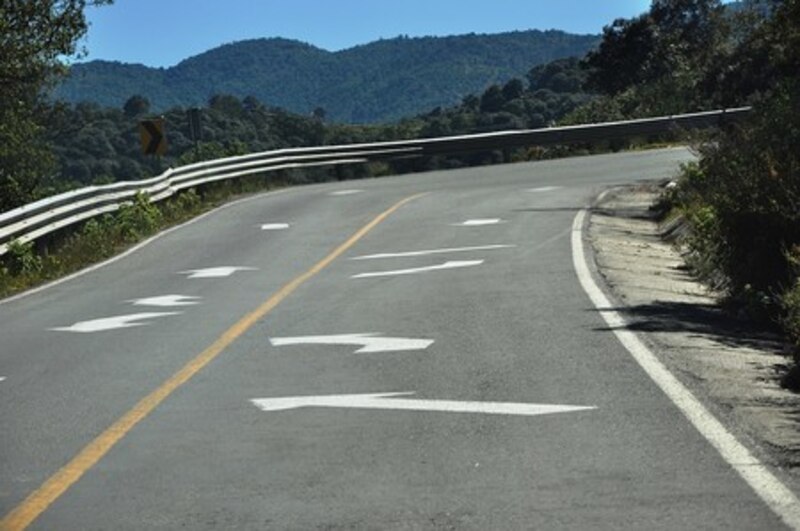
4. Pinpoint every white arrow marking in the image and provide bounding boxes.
[329,189,363,196]
[252,392,597,417]
[351,260,483,279]
[179,267,257,278]
[0,377,6,383]
[527,186,562,193]
[270,333,433,353]
[454,219,504,226]
[50,312,180,333]
[351,244,515,260]
[128,294,202,307]
[261,223,289,230]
